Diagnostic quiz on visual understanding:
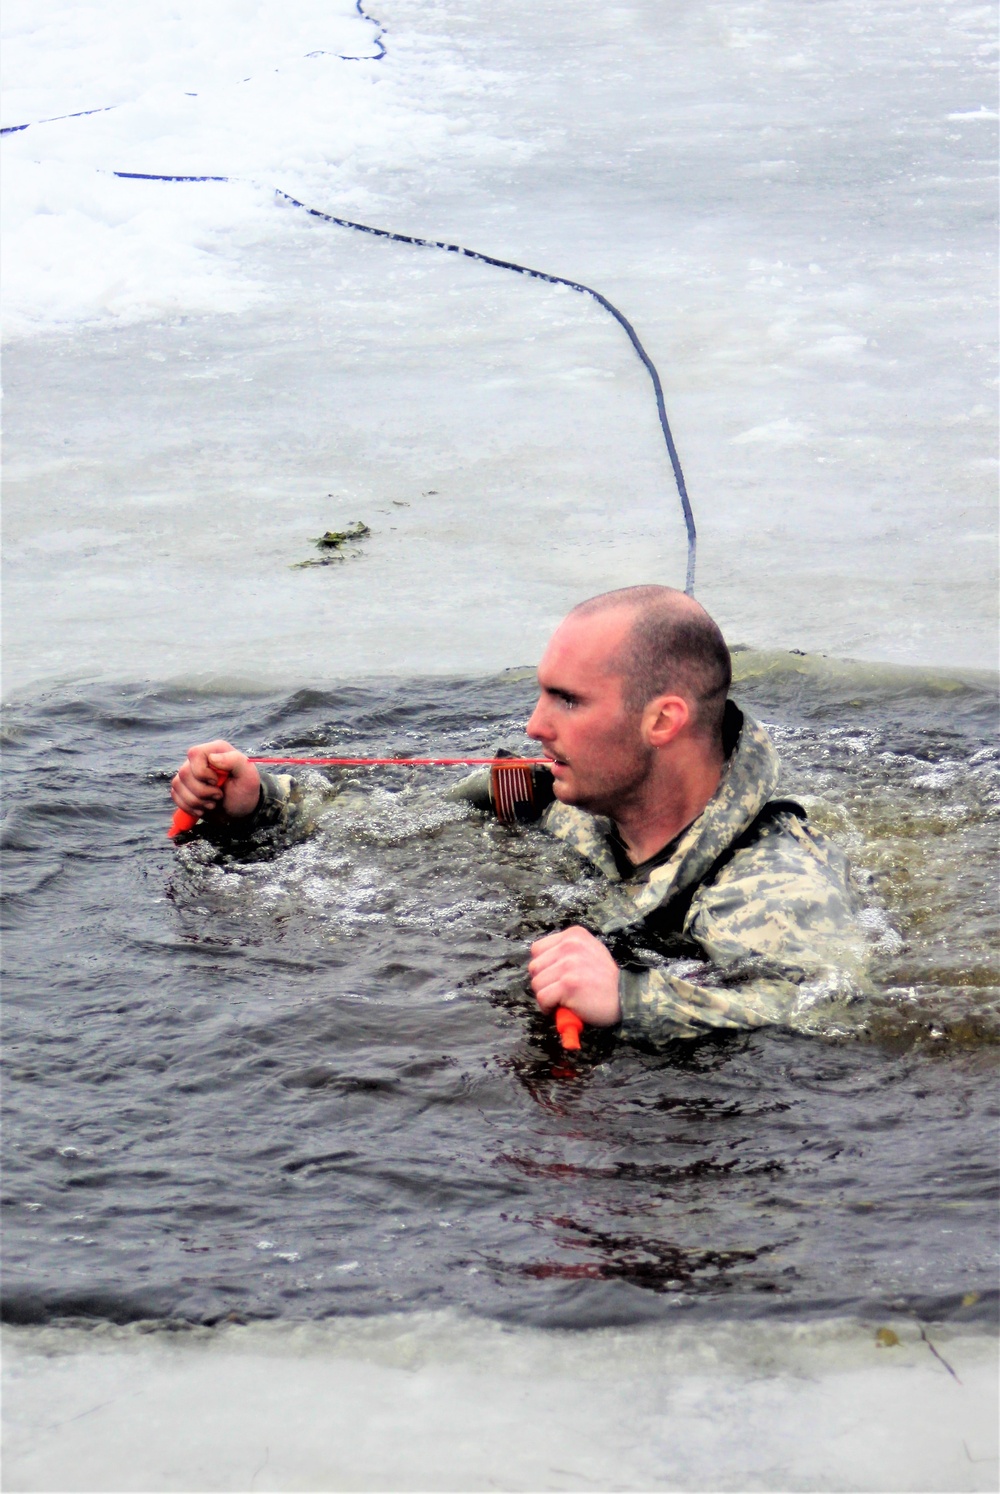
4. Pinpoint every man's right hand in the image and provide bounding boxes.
[170,741,261,825]
[528,926,622,1026]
